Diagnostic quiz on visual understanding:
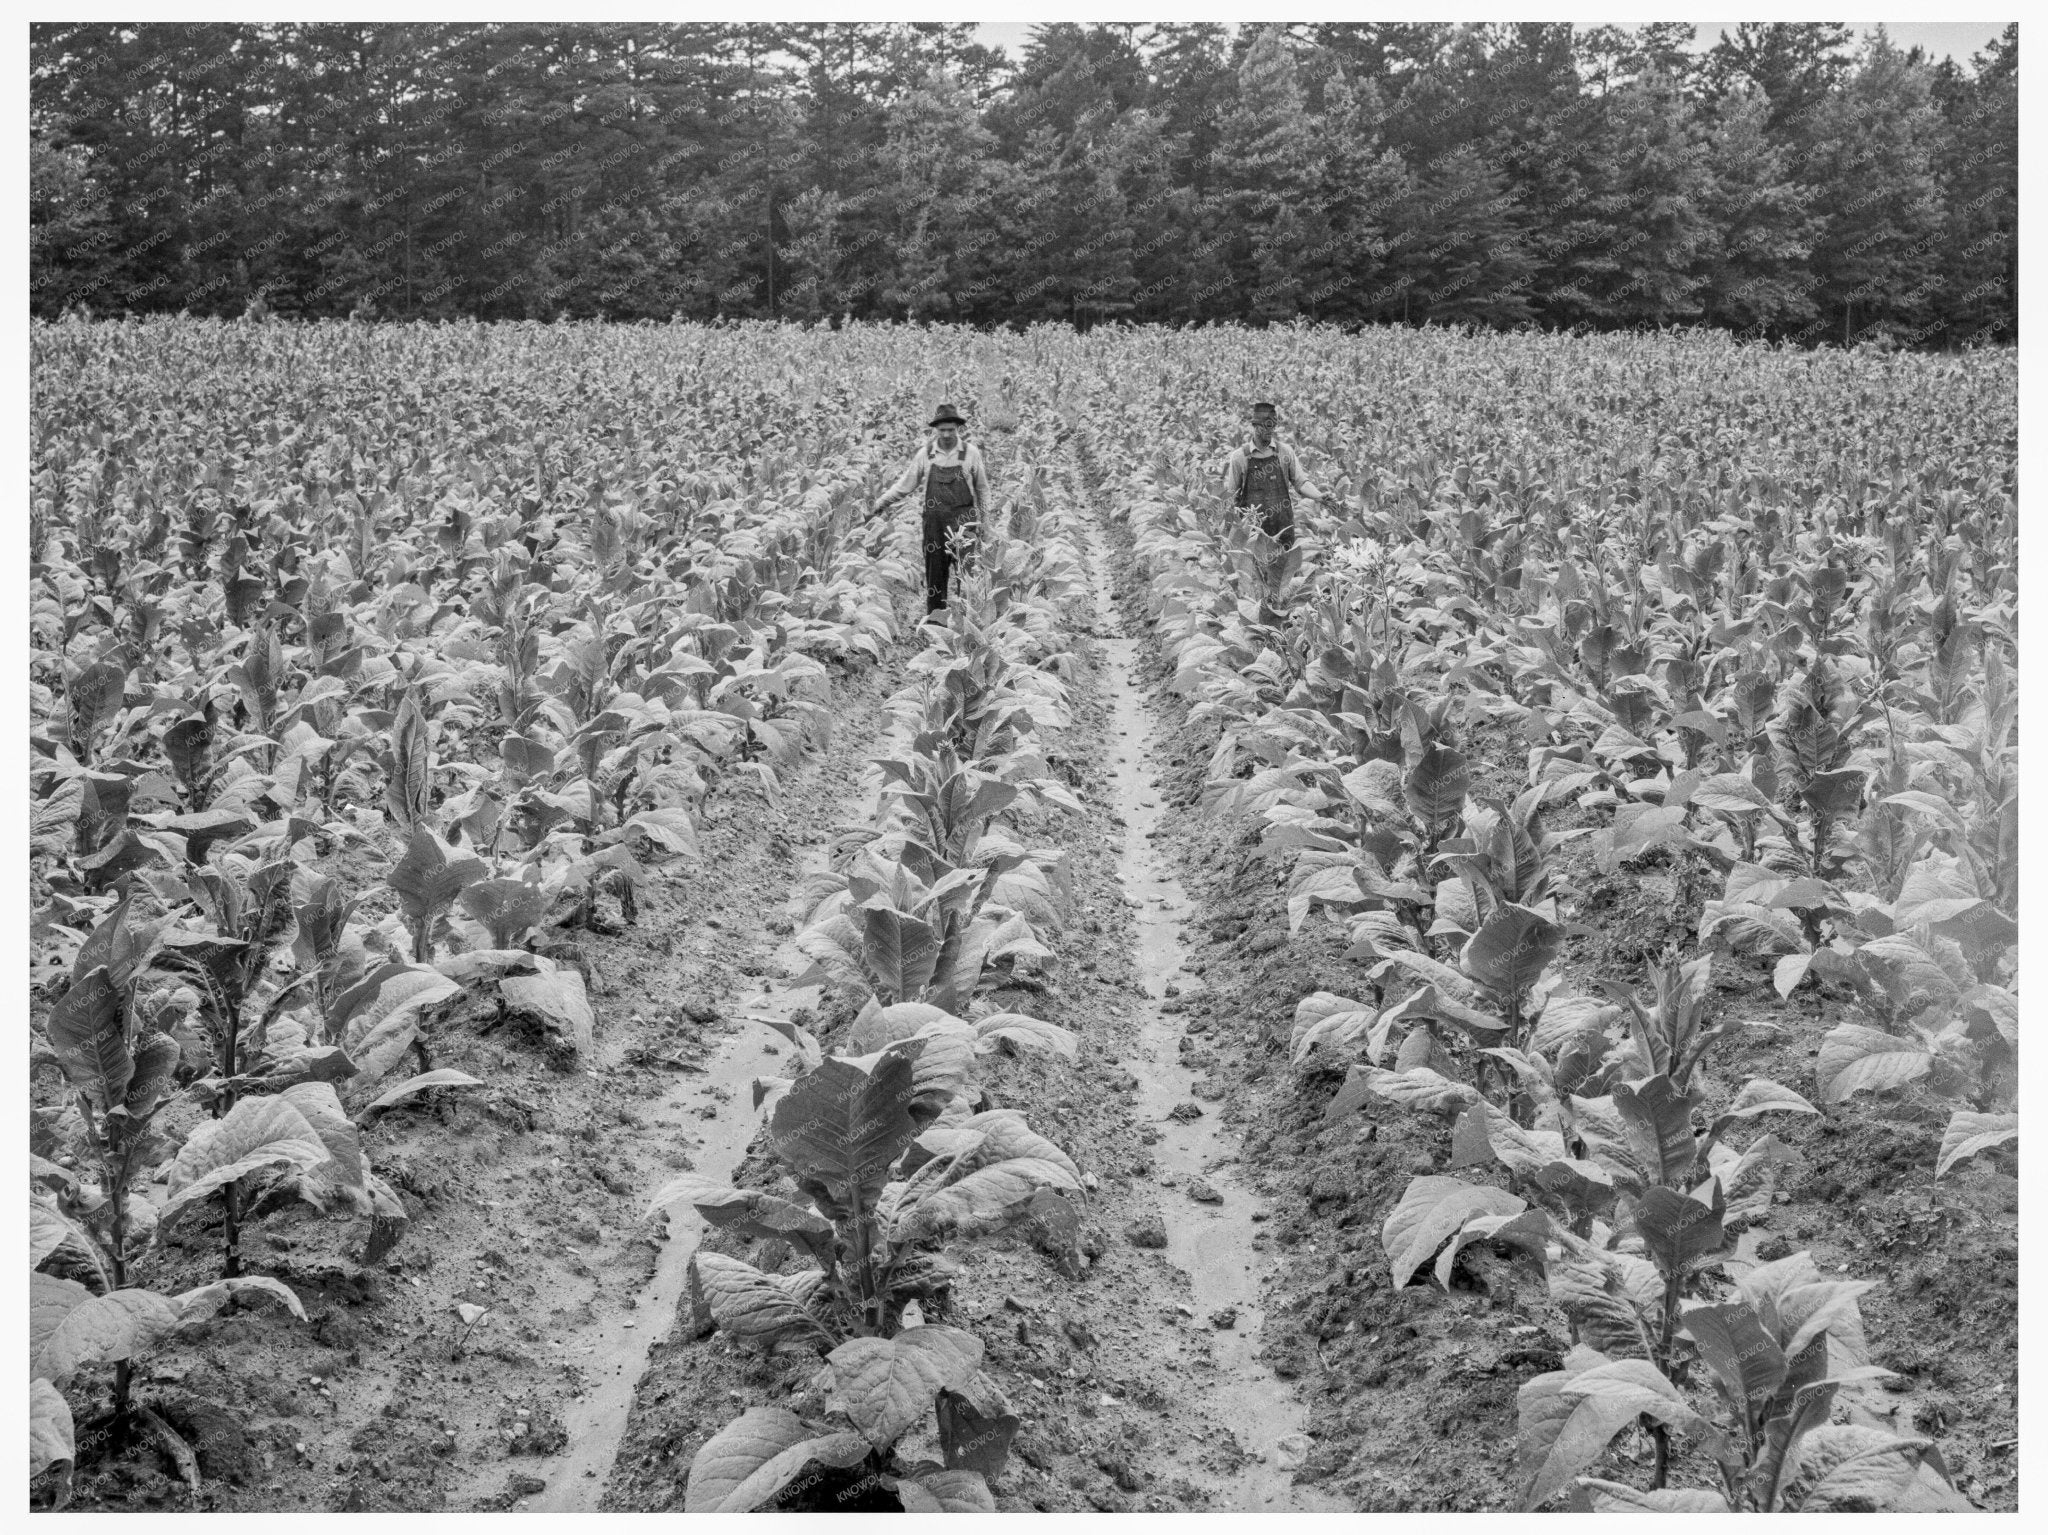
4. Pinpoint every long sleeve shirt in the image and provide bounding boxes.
[875,439,992,515]
[1220,439,1322,504]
